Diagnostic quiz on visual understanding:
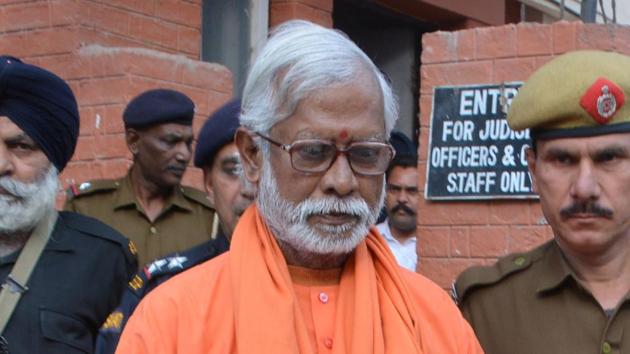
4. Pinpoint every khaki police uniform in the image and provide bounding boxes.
[454,50,630,354]
[455,240,630,354]
[65,172,216,267]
